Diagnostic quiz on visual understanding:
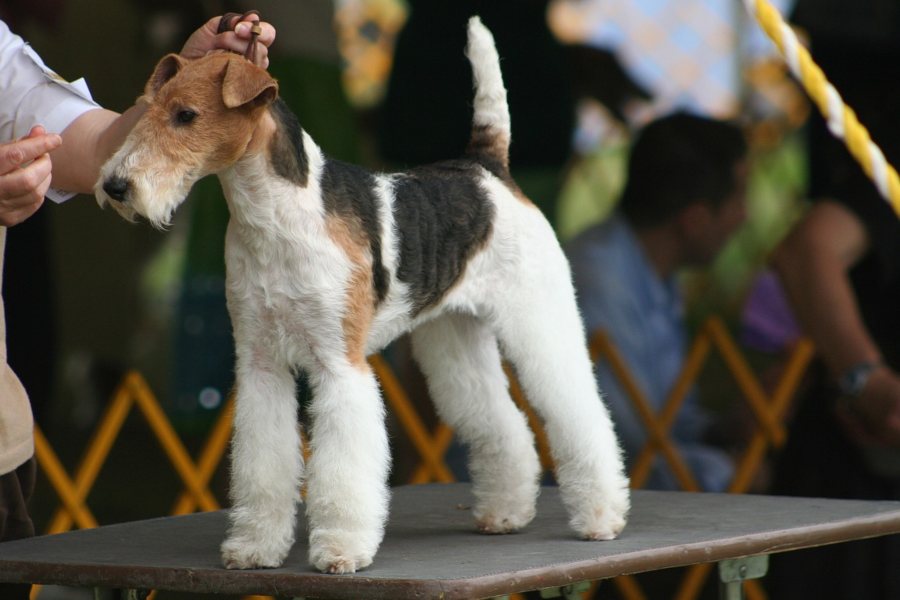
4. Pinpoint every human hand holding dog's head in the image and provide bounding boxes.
[181,14,276,68]
[0,125,62,226]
